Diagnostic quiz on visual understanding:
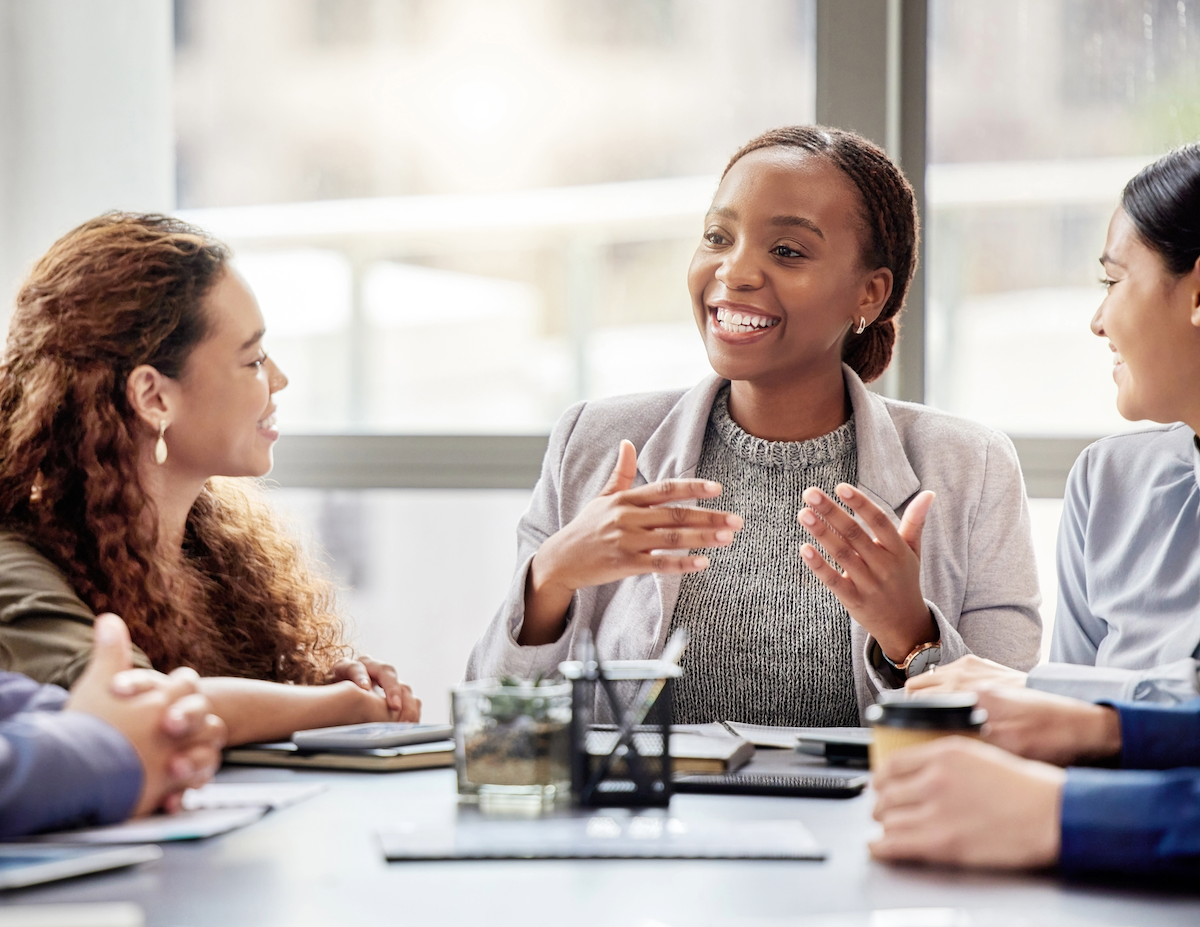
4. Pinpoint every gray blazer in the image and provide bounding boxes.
[466,366,1043,717]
